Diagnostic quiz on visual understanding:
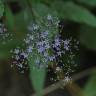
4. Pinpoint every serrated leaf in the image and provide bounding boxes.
[52,1,96,27]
